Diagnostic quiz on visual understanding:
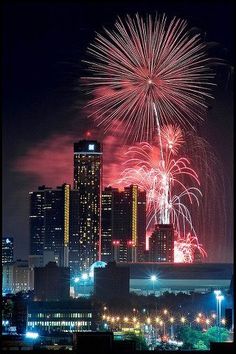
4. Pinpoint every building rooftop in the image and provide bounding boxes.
[28,299,93,311]
[117,262,233,280]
